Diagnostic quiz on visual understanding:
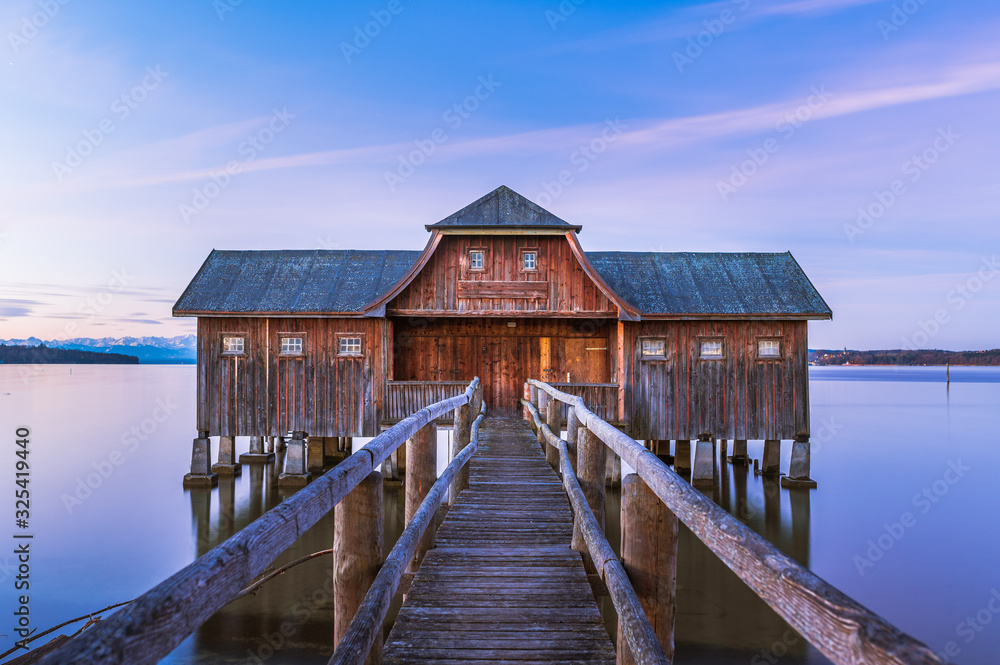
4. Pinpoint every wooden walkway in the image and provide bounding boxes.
[384,417,616,664]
